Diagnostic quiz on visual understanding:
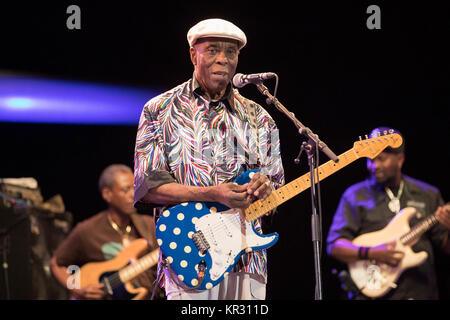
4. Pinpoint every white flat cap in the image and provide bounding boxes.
[187,18,247,49]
